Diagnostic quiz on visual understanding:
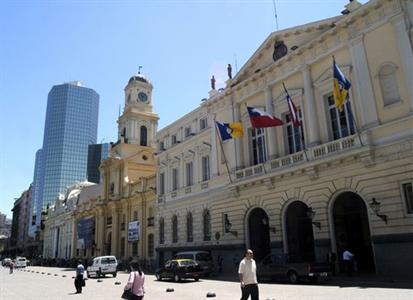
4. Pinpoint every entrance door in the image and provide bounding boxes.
[285,201,315,262]
[333,192,375,273]
[248,208,271,262]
